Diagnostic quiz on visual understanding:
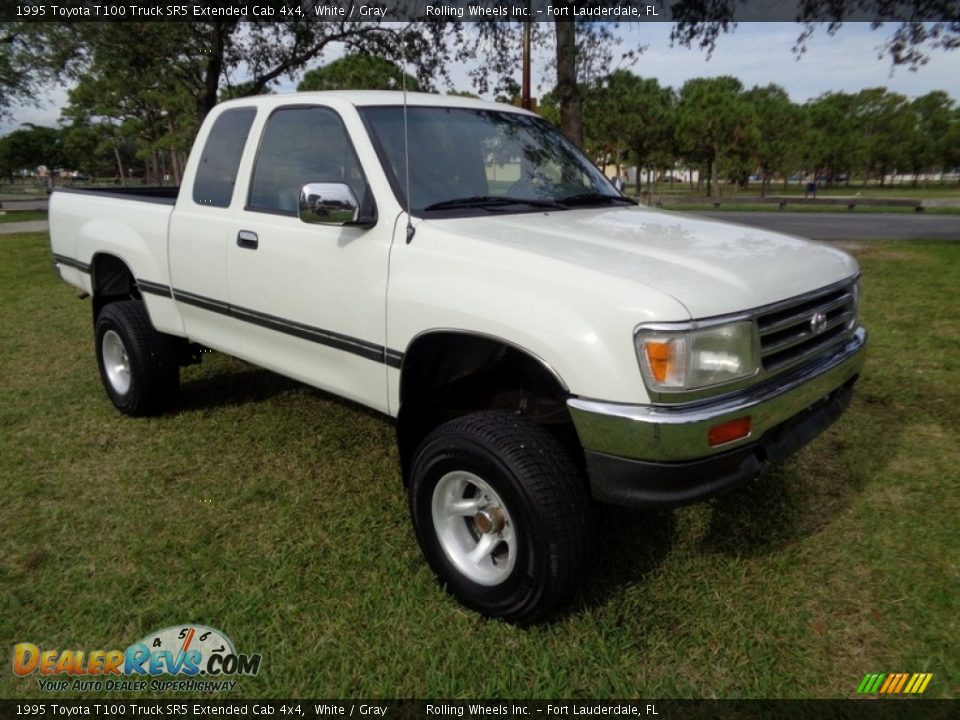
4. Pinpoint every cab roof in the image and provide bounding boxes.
[214,90,535,116]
